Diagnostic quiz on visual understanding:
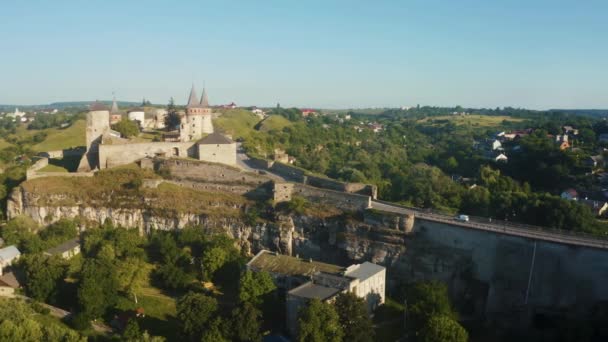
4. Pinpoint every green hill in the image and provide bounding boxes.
[32,119,86,152]
[213,109,261,139]
[256,115,293,132]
